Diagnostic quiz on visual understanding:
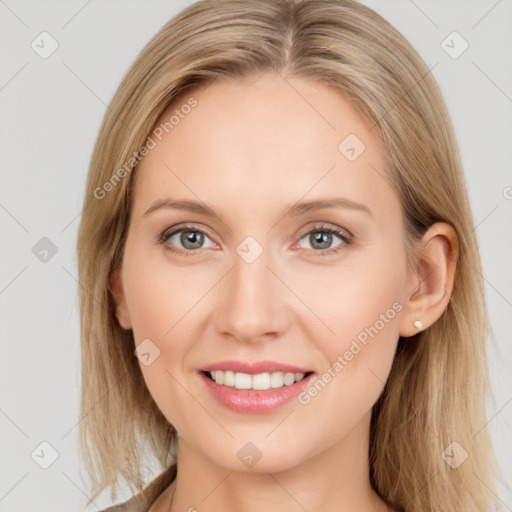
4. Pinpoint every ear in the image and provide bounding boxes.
[109,266,132,330]
[399,222,459,337]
